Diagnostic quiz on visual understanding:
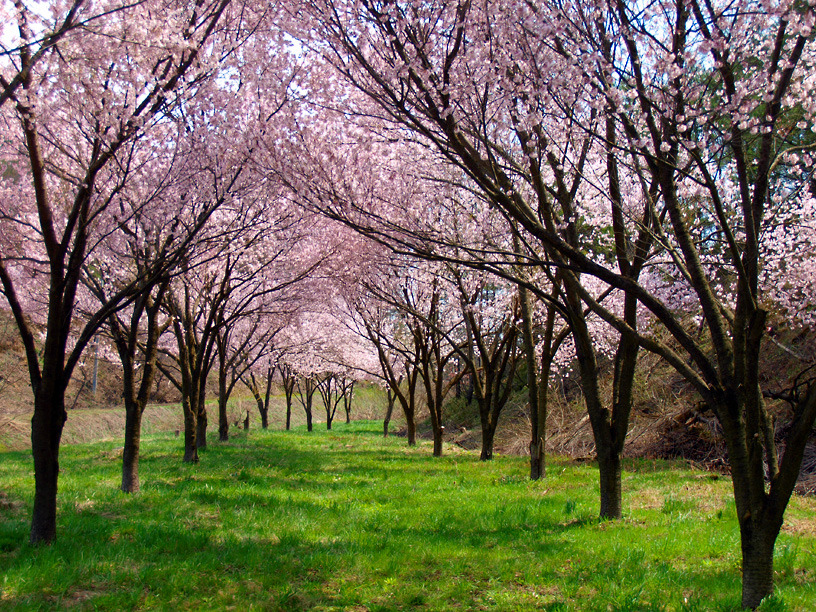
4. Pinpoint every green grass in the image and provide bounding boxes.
[1,421,815,611]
